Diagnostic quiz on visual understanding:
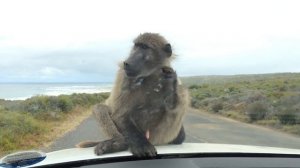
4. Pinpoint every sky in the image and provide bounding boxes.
[0,0,299,82]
